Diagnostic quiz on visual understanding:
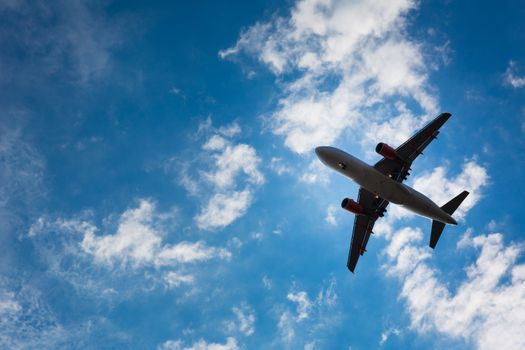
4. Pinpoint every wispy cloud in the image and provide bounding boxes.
[269,157,292,176]
[163,271,195,288]
[0,123,46,215]
[0,0,124,85]
[0,277,125,349]
[504,61,525,88]
[276,278,339,346]
[299,159,330,184]
[0,279,66,349]
[324,205,337,226]
[158,337,239,350]
[229,303,256,336]
[287,291,313,321]
[178,120,265,231]
[379,327,401,346]
[28,199,231,298]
